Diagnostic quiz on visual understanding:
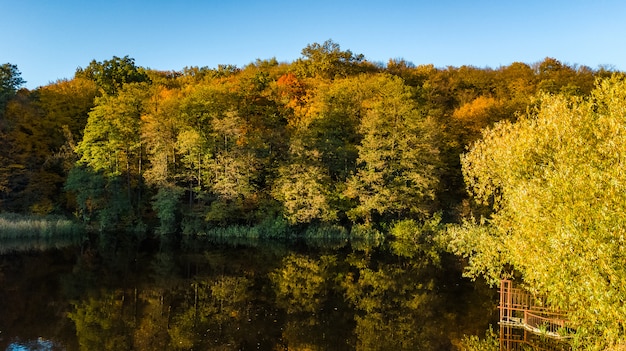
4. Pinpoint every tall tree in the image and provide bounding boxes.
[345,74,441,223]
[75,56,149,95]
[448,75,626,349]
[37,78,98,139]
[71,82,151,227]
[271,75,364,224]
[293,40,368,80]
[272,148,337,224]
[0,63,25,116]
